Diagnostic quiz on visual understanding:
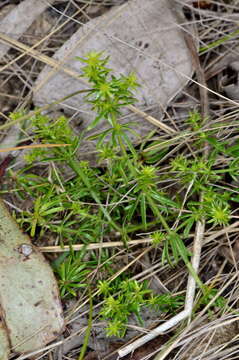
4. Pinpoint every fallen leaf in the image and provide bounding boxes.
[0,199,64,355]
[0,322,9,360]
